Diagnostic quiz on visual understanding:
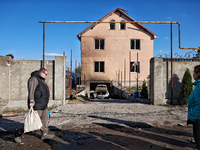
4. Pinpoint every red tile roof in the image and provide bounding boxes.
[77,8,158,40]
